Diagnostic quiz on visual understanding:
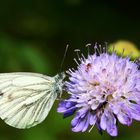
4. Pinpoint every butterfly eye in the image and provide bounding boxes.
[55,88,59,93]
